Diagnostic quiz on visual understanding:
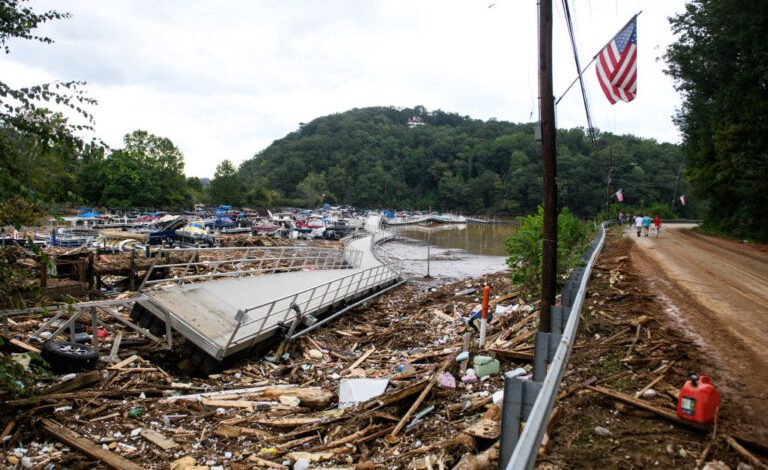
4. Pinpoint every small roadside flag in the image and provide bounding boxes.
[596,16,638,104]
[615,188,624,202]
[680,195,686,206]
